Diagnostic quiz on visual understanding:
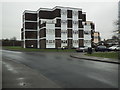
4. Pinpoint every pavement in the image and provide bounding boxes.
[2,50,118,88]
[2,58,61,88]
[70,53,120,64]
